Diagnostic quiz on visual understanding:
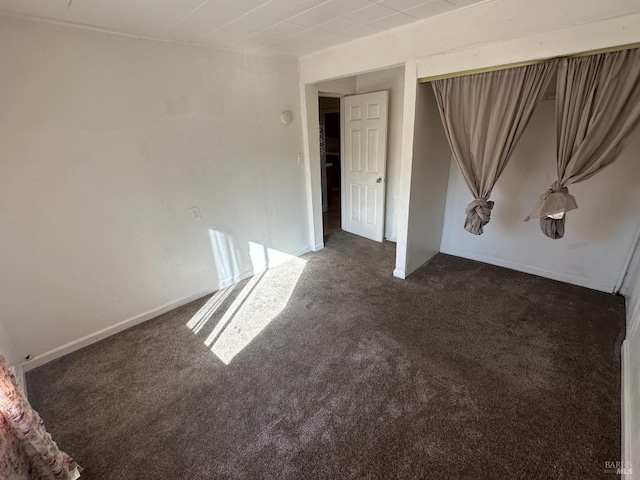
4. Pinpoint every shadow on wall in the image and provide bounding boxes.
[187,230,306,364]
